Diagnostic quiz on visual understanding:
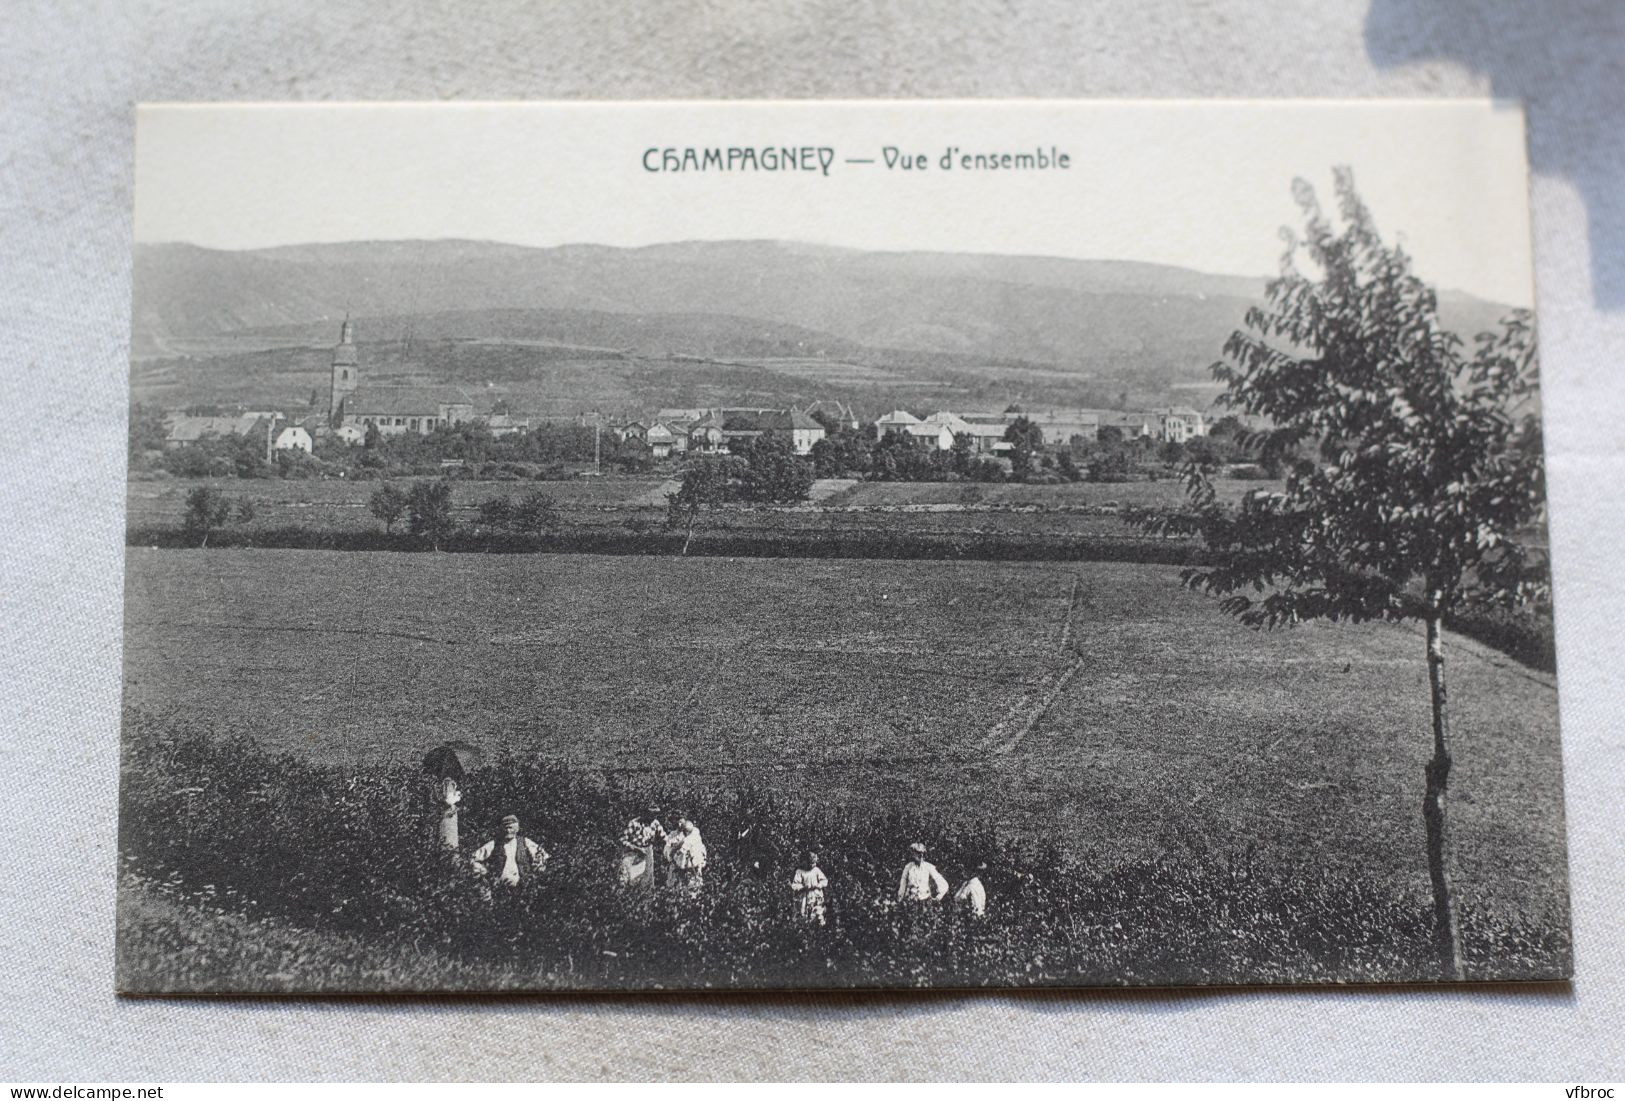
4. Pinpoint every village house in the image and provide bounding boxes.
[1001,408,1104,446]
[717,409,826,455]
[782,409,826,455]
[900,422,956,450]
[1149,407,1207,442]
[925,411,1009,454]
[877,409,956,450]
[485,401,531,438]
[163,413,269,450]
[164,411,319,457]
[1098,411,1155,440]
[687,412,727,454]
[874,409,922,436]
[655,407,708,425]
[272,423,313,453]
[644,422,684,459]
